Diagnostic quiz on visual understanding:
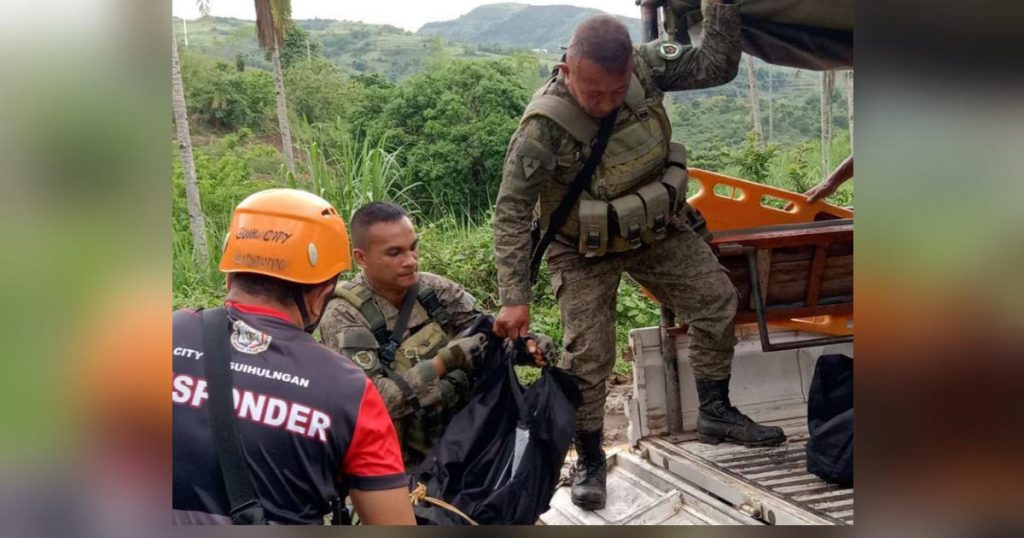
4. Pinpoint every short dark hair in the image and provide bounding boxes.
[229,272,336,304]
[350,202,409,250]
[567,15,634,74]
